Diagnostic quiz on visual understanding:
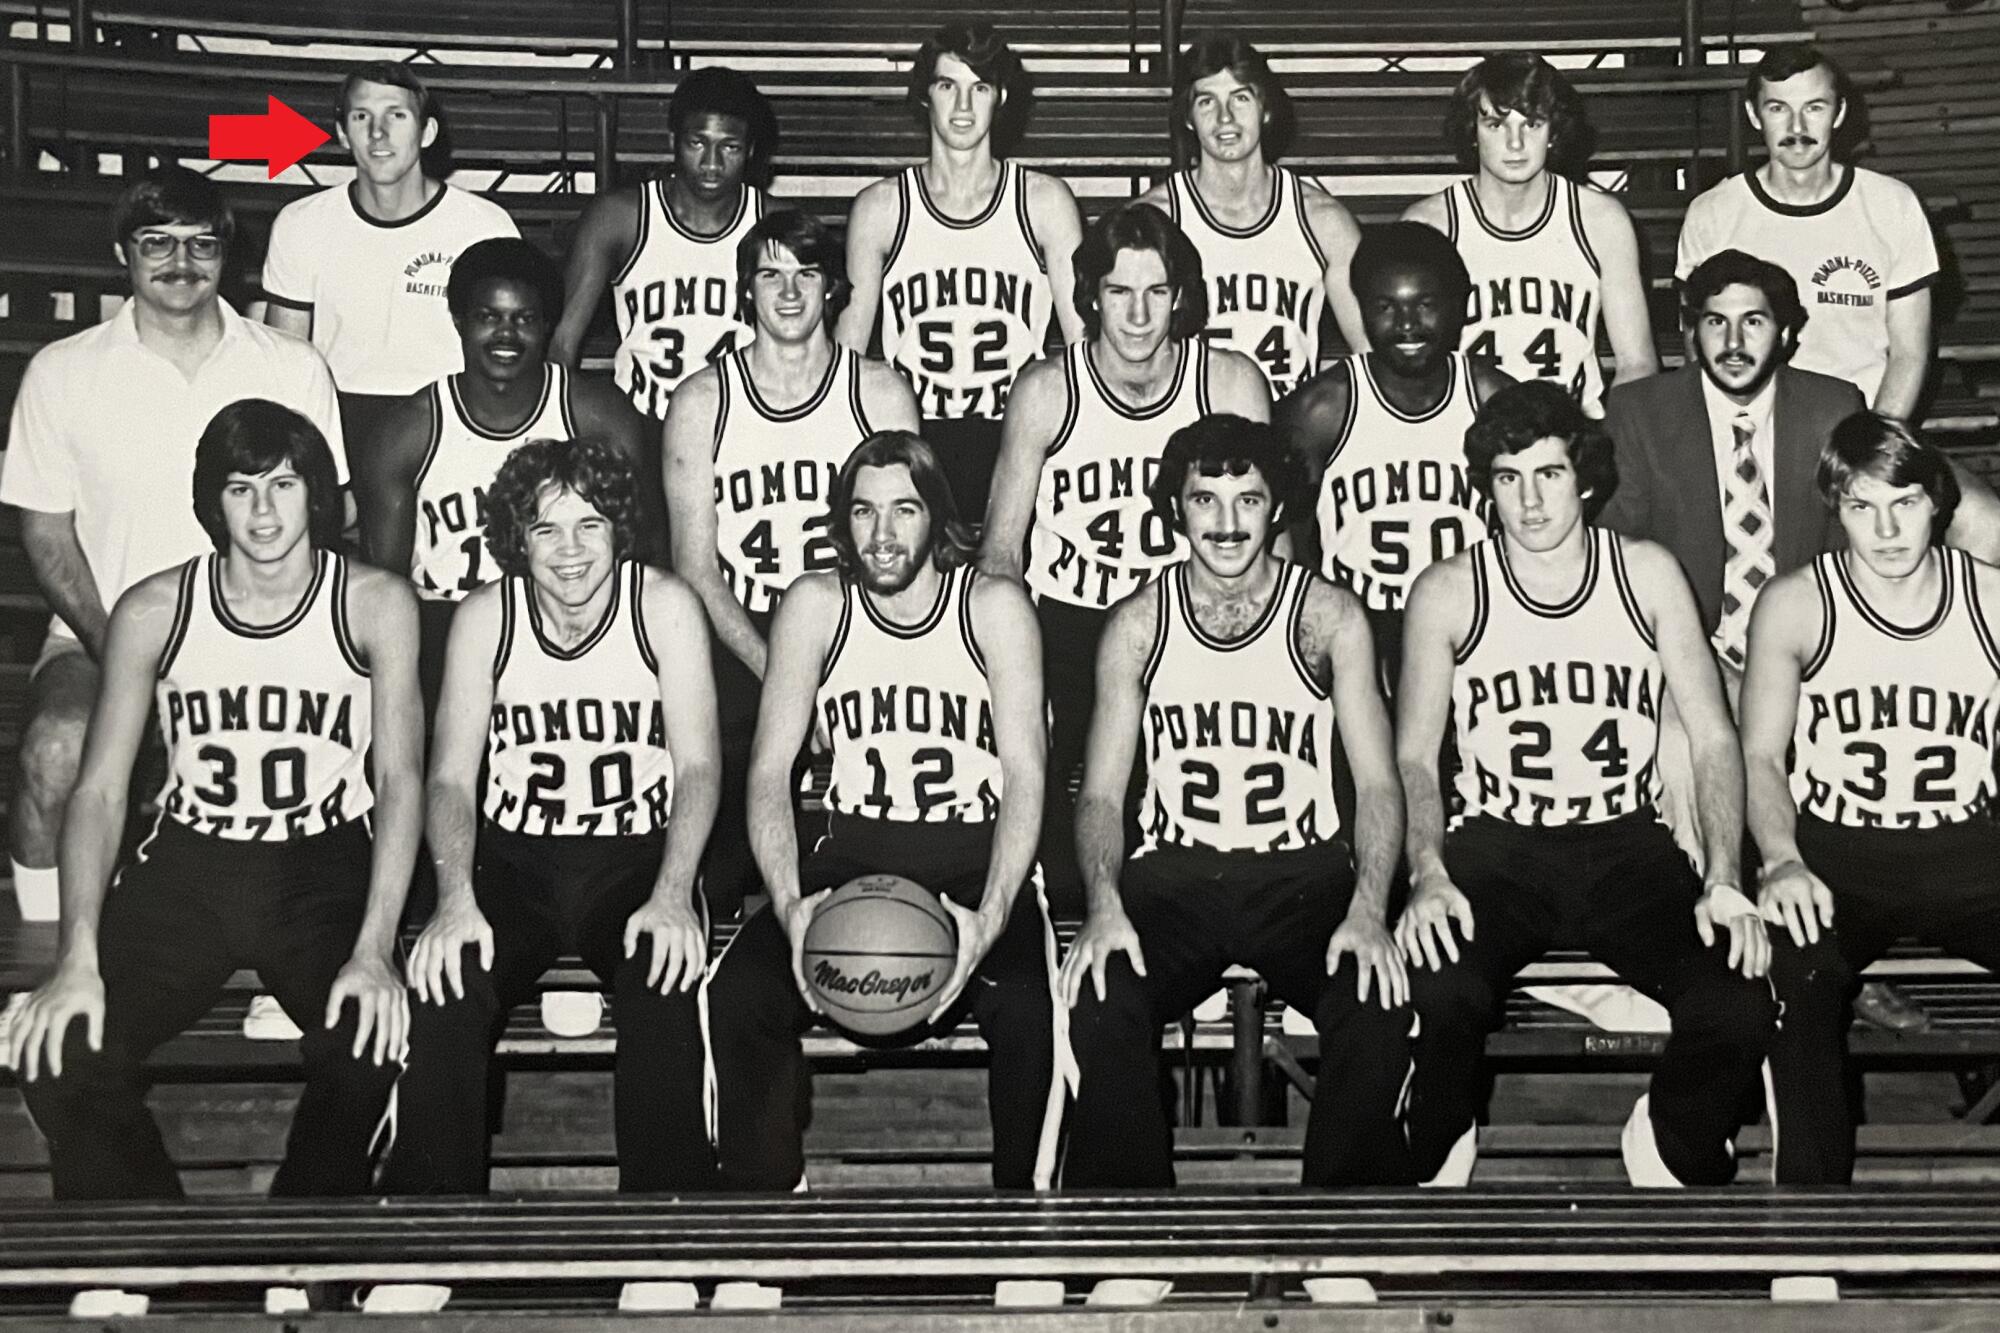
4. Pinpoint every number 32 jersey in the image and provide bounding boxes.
[1451,528,1663,826]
